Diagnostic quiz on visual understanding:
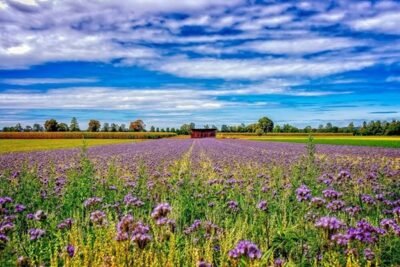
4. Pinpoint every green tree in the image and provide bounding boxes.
[88,120,101,132]
[102,123,110,132]
[57,123,69,132]
[150,126,155,132]
[258,116,274,133]
[70,117,80,132]
[33,123,43,132]
[110,123,118,132]
[44,119,58,132]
